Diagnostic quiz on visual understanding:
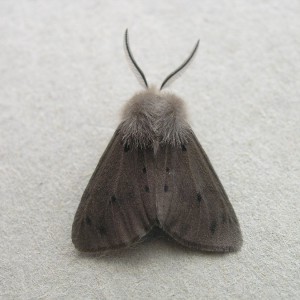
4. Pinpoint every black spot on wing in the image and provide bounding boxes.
[85,216,92,226]
[124,144,130,152]
[166,167,170,172]
[164,185,169,192]
[111,195,117,203]
[196,192,202,203]
[210,220,217,234]
[145,186,150,192]
[142,166,147,174]
[96,225,107,235]
[181,144,187,151]
[221,214,227,224]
